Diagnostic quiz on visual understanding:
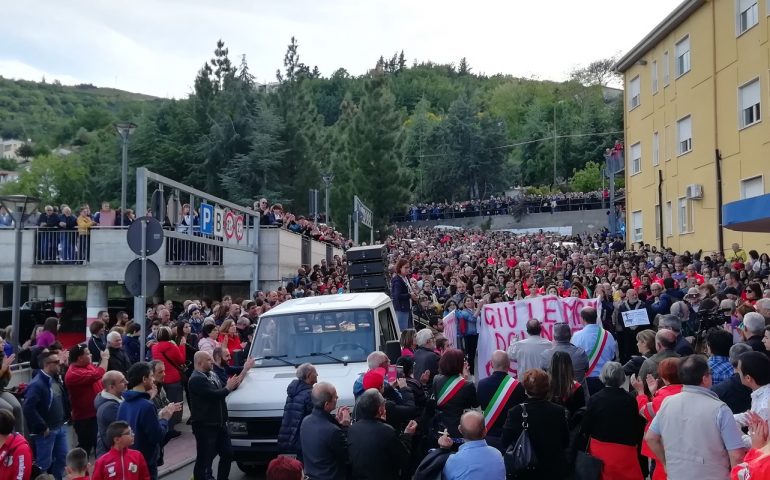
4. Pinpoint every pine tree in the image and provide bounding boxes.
[346,73,409,232]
